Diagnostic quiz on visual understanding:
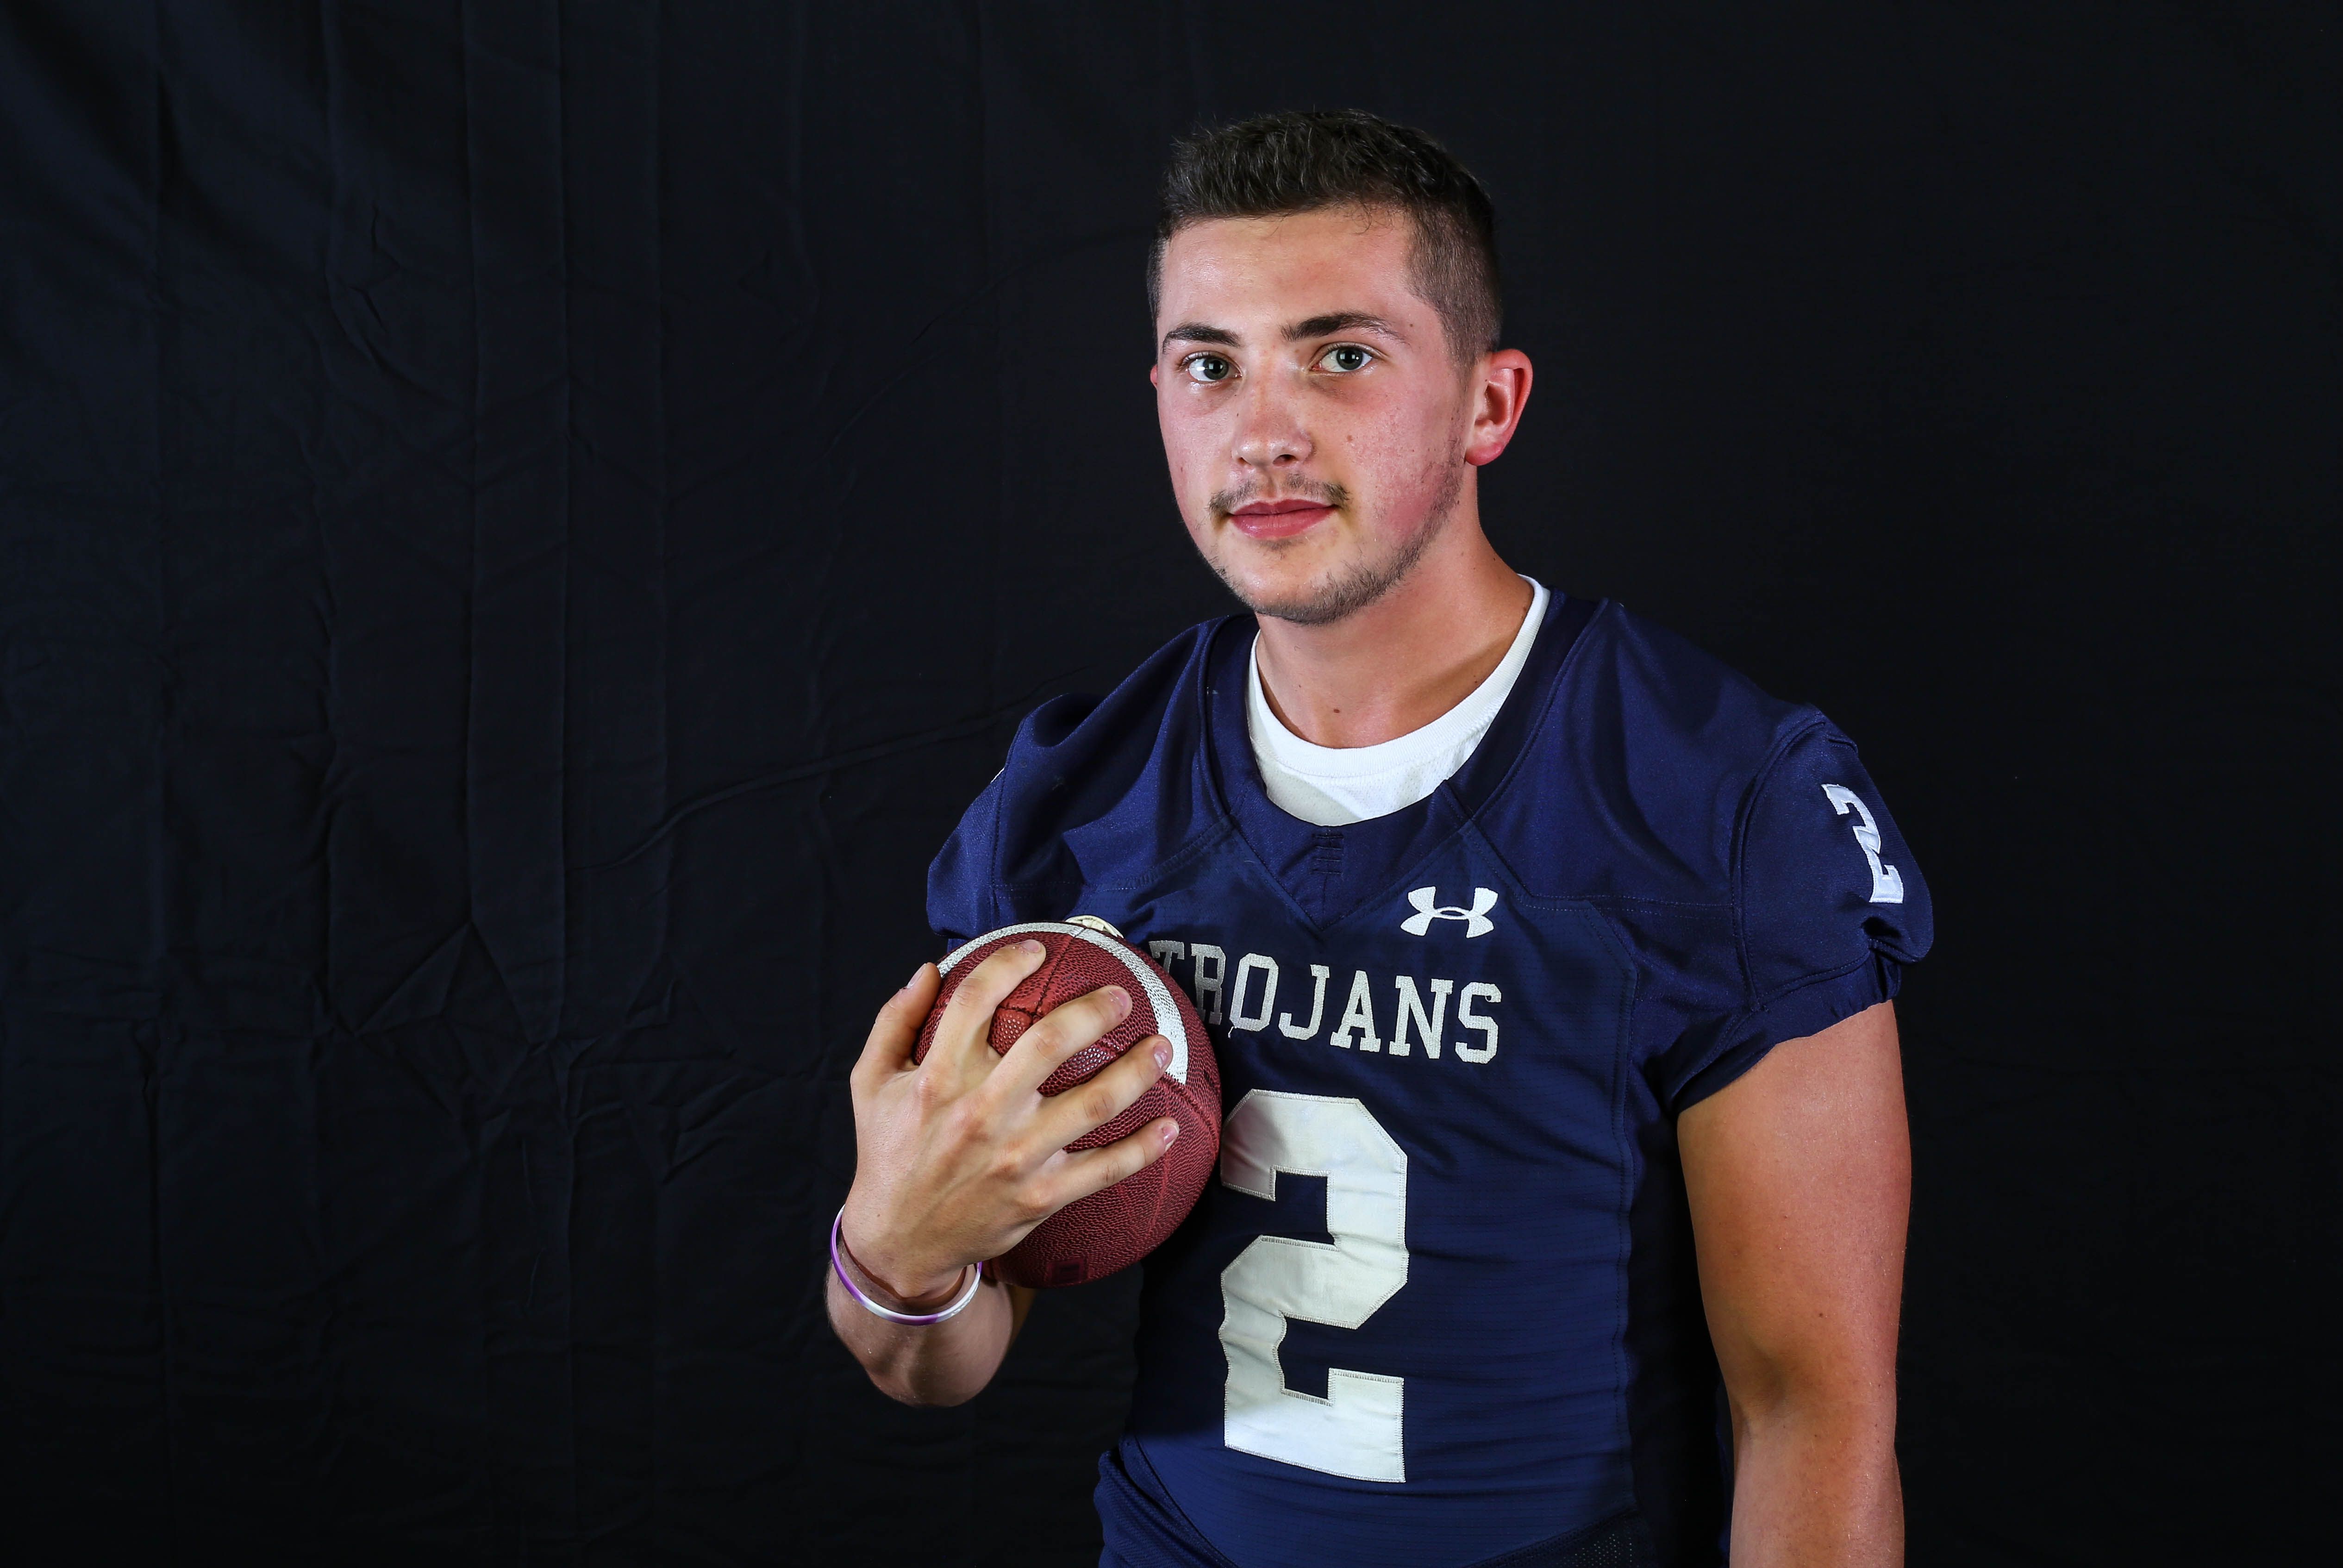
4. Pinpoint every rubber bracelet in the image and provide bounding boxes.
[830,1207,984,1325]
